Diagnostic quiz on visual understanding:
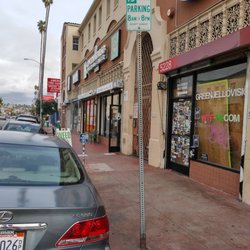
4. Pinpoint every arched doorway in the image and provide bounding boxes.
[133,32,153,160]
